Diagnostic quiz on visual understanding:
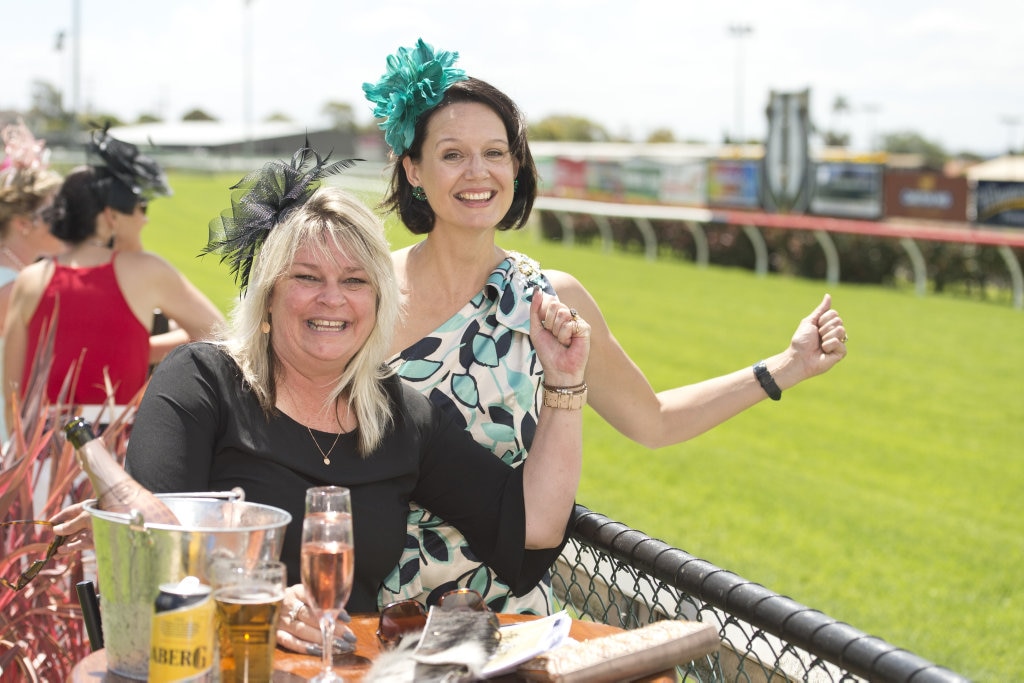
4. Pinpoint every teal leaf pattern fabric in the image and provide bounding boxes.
[380,252,556,614]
